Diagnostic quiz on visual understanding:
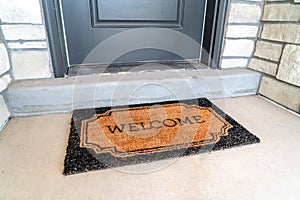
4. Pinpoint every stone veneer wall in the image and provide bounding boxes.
[0,0,53,80]
[0,35,11,130]
[248,0,300,113]
[221,0,263,68]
